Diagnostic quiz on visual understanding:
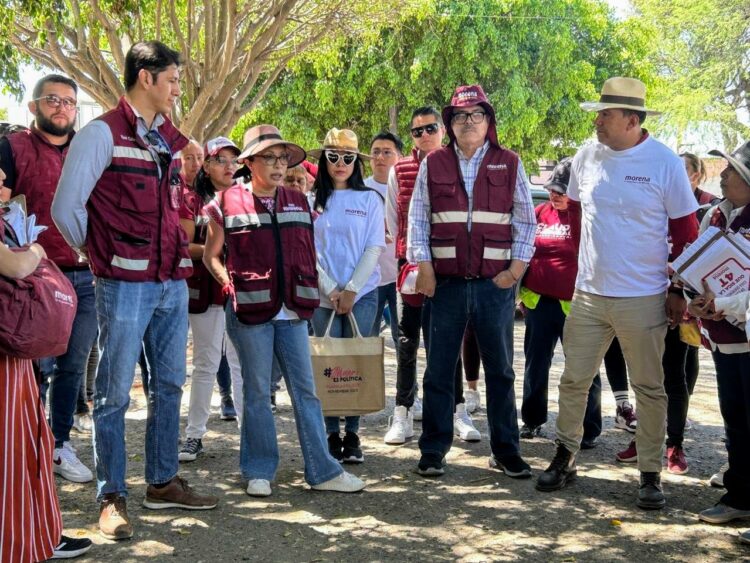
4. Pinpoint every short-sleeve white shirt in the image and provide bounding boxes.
[568,135,697,297]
